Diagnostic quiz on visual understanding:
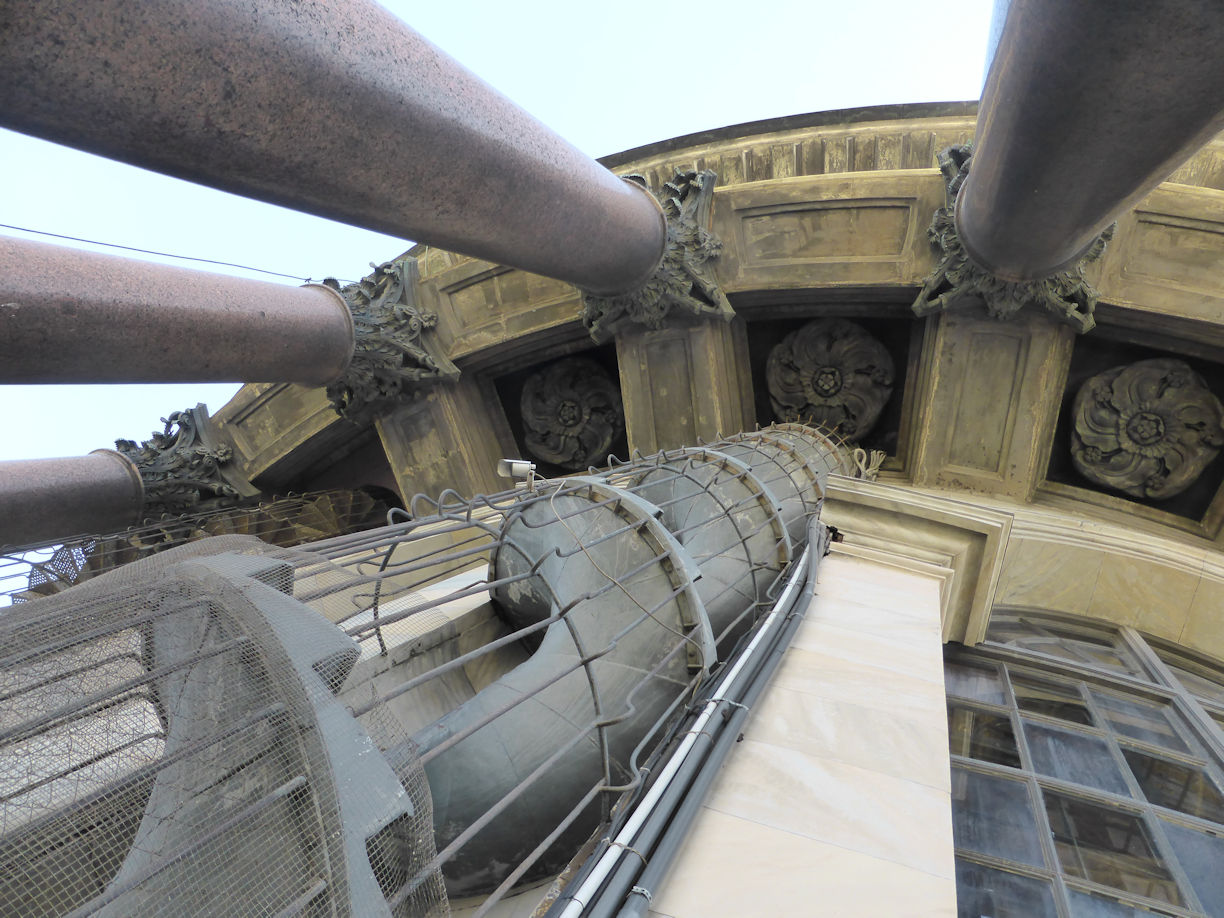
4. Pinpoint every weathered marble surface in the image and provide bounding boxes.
[649,554,955,918]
